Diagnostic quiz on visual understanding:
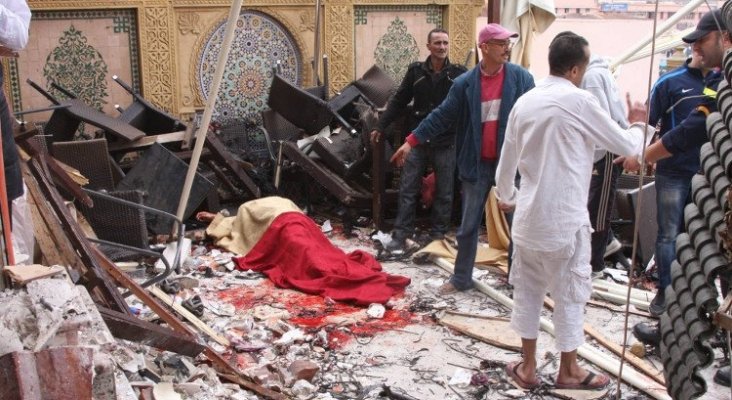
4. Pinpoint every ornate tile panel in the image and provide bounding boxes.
[8,8,140,124]
[196,10,301,121]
